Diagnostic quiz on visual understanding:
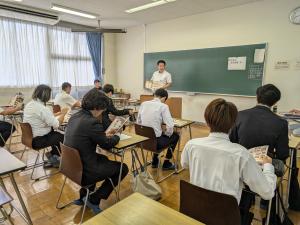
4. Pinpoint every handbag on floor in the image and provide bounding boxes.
[131,149,162,200]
